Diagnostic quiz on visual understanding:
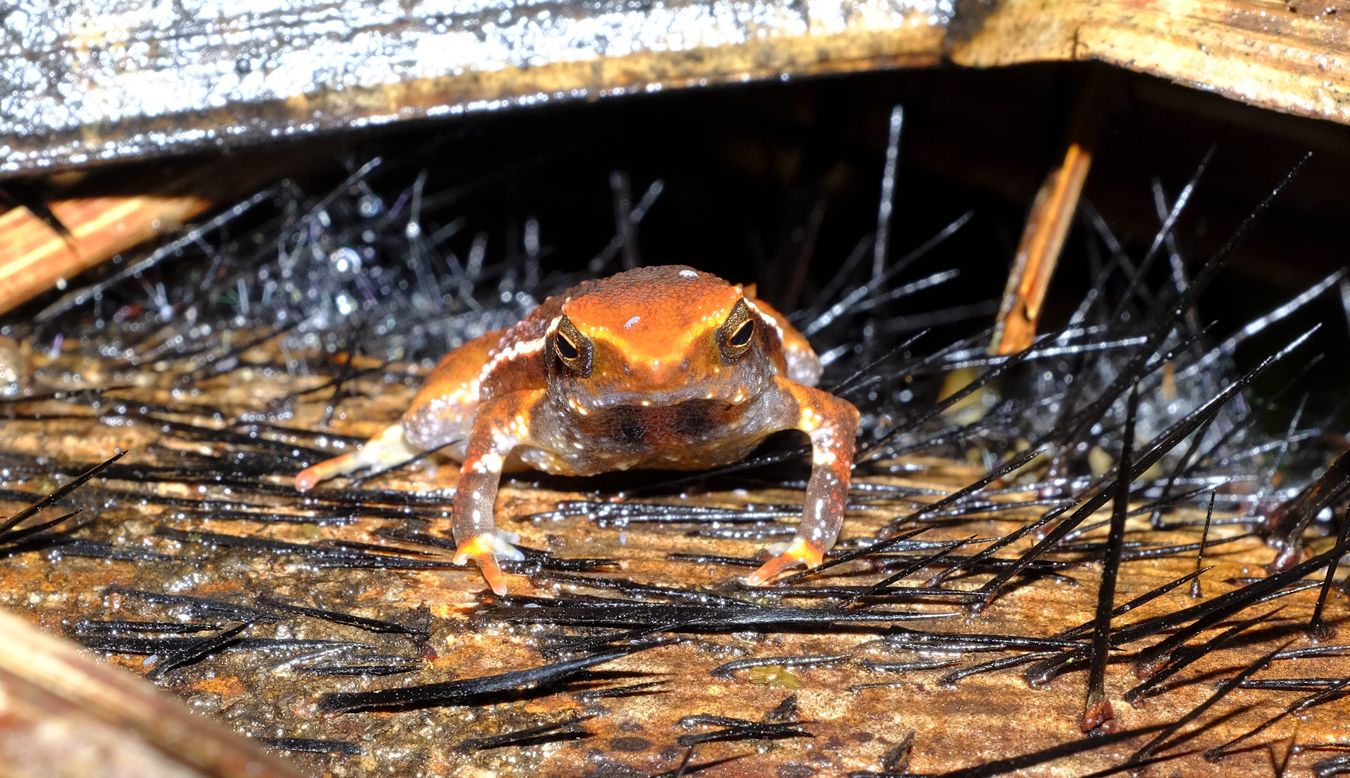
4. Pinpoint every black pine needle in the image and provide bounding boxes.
[1309,505,1350,638]
[0,450,125,534]
[456,713,595,751]
[1192,492,1216,599]
[1082,384,1139,733]
[147,620,254,680]
[317,641,663,712]
[1129,640,1292,765]
[931,722,1171,778]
